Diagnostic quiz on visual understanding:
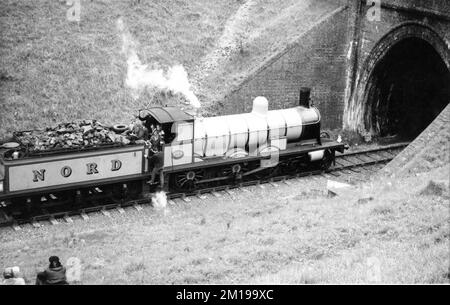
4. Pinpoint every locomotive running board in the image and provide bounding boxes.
[165,140,346,173]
